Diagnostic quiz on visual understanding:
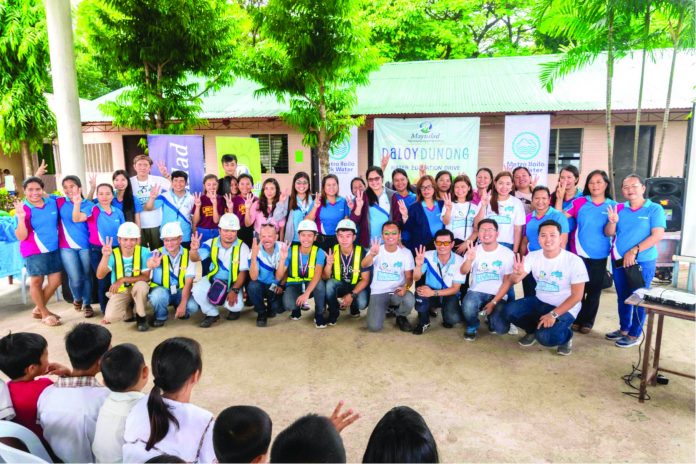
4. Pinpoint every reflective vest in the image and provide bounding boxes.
[113,246,142,292]
[150,247,189,289]
[207,237,241,285]
[287,244,319,283]
[332,244,362,285]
